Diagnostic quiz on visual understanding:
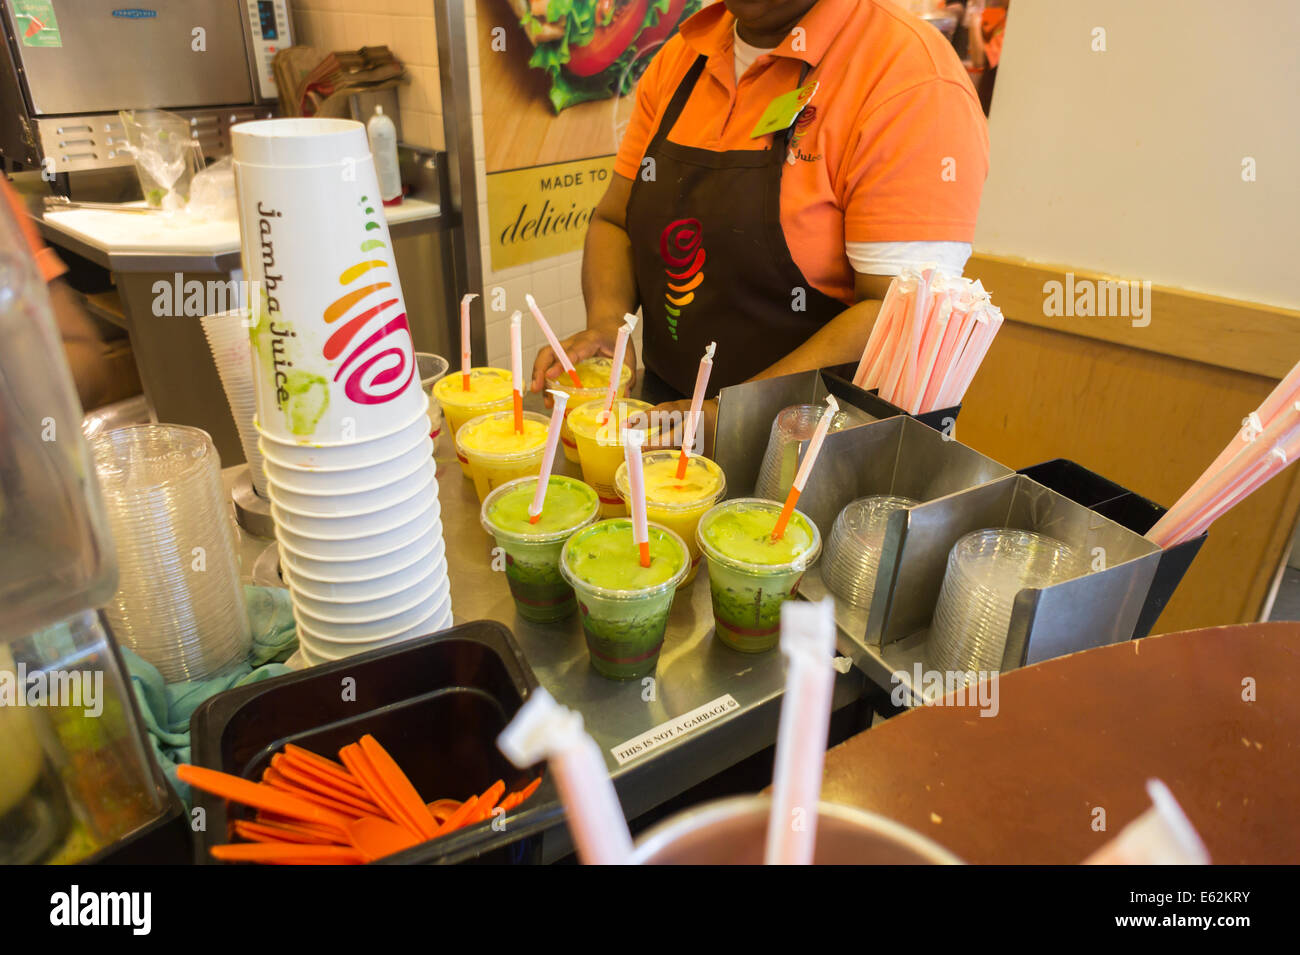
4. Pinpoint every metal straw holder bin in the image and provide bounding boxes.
[855,475,1161,689]
[1018,460,1207,639]
[714,369,960,499]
